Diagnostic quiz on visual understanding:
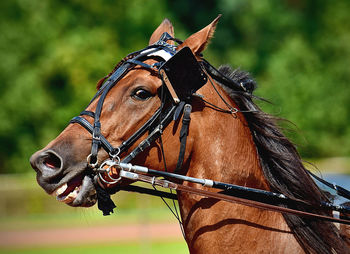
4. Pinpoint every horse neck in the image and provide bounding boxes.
[187,84,269,189]
[177,84,303,253]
